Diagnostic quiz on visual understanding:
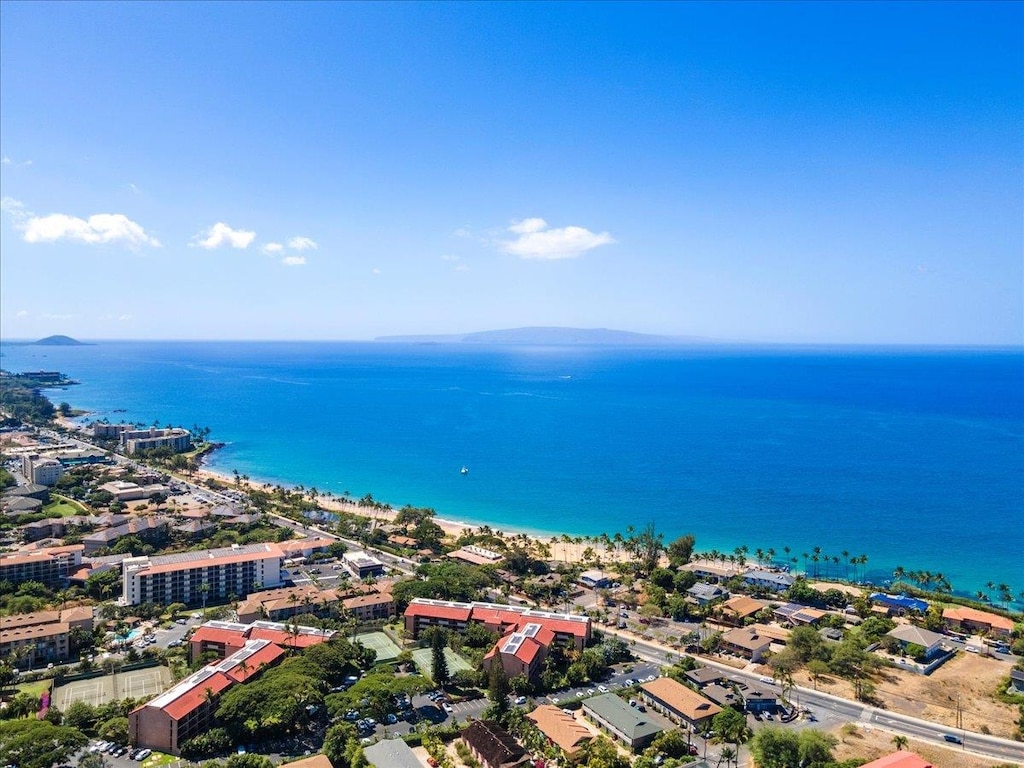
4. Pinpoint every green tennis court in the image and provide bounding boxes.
[410,647,472,680]
[353,631,402,663]
[53,666,172,708]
